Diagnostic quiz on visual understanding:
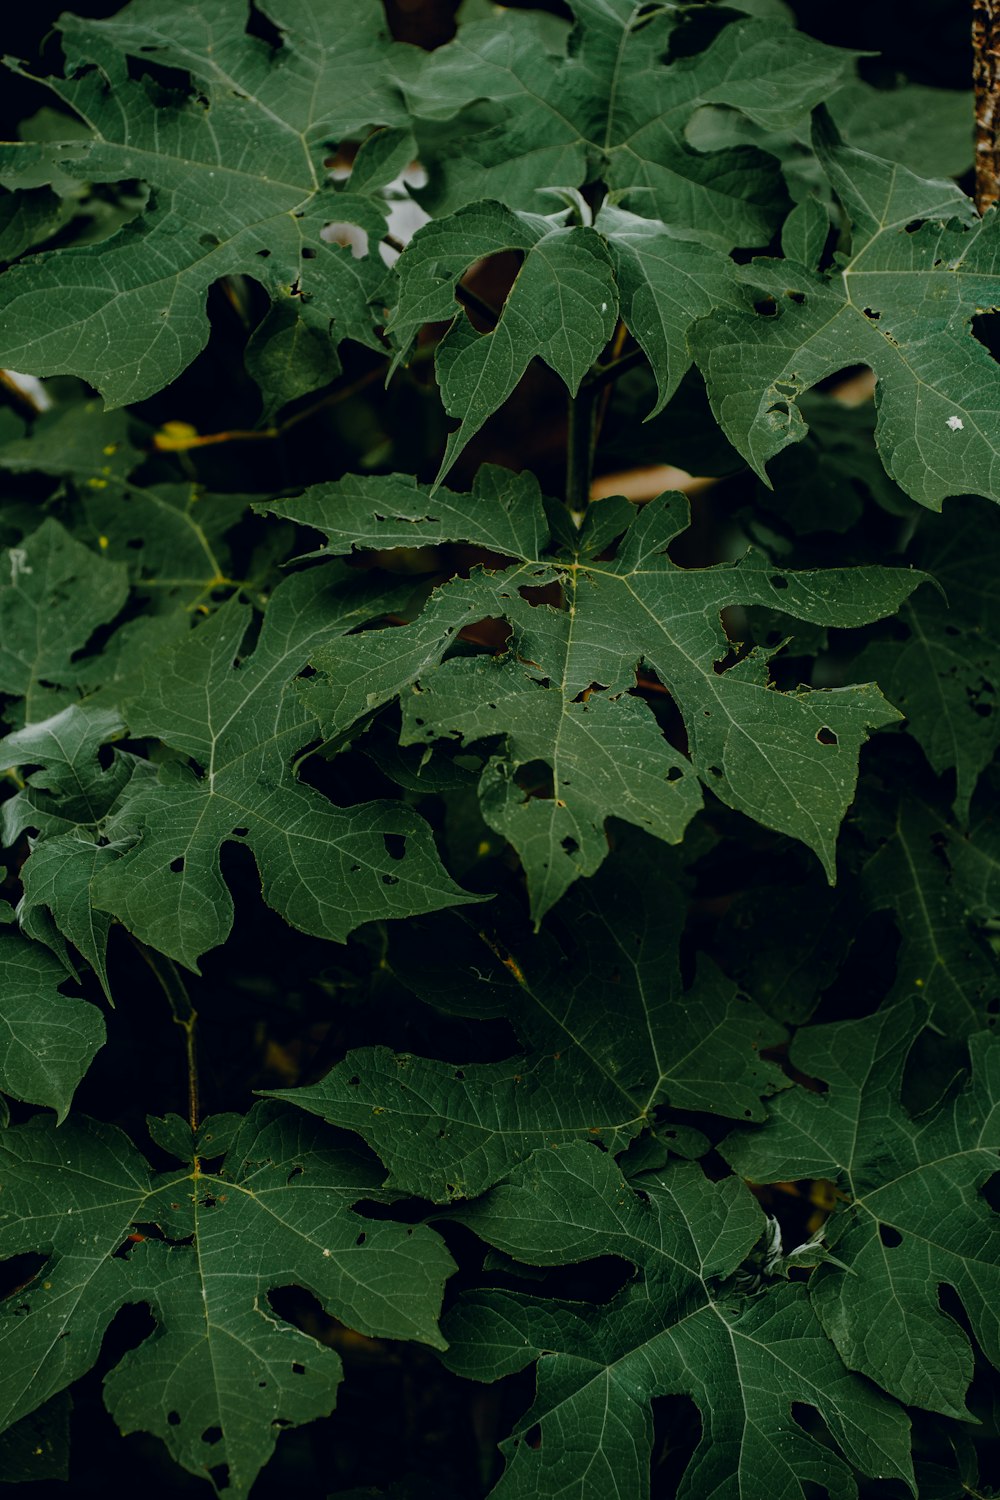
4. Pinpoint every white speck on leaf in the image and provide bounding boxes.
[946,415,964,431]
[322,1248,331,1257]
[9,547,31,581]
